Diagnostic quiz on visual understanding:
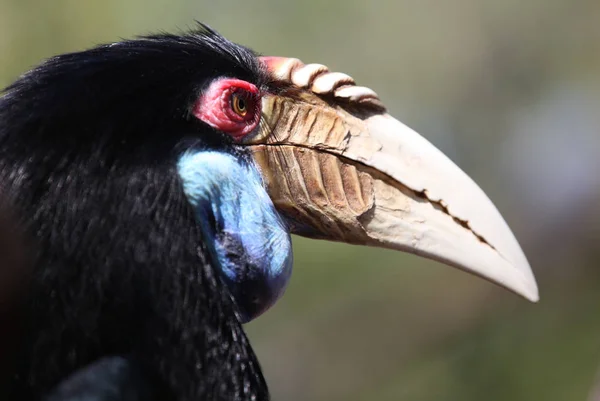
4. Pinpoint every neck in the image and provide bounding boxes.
[3,157,268,401]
